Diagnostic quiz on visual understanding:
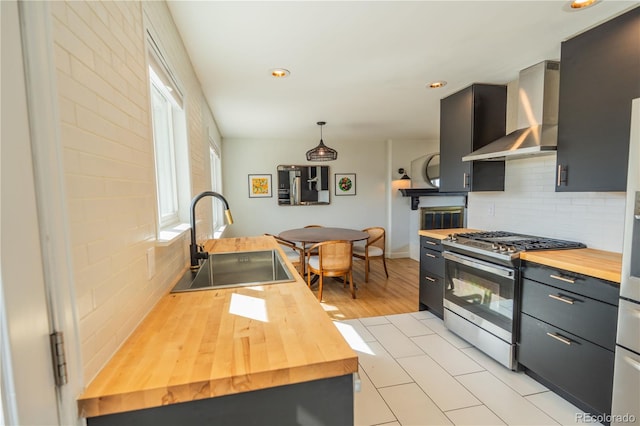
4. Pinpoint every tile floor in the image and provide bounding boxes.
[334,311,603,426]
